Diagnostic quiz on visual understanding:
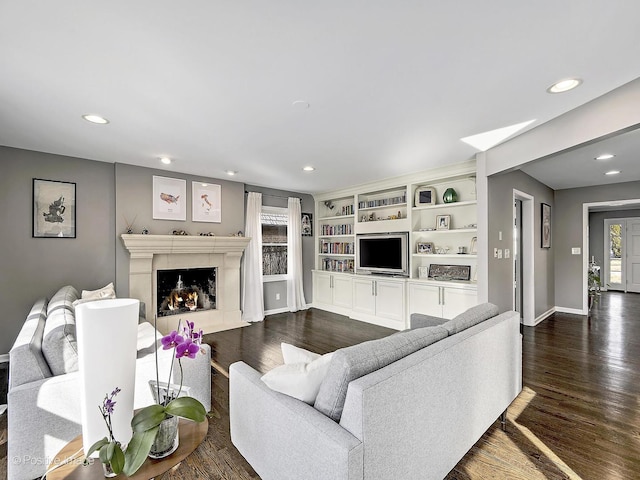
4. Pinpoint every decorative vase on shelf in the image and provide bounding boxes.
[443,188,458,203]
[149,415,179,459]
